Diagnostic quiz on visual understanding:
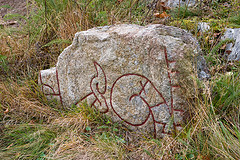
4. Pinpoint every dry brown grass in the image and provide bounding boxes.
[0,79,59,124]
[58,4,91,42]
[45,111,190,160]
[0,28,59,79]
[46,113,92,159]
